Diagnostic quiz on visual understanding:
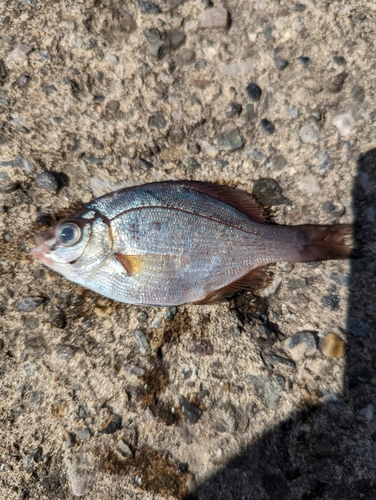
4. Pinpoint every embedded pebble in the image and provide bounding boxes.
[285,107,299,118]
[8,44,32,61]
[287,278,307,290]
[297,175,321,195]
[328,71,348,93]
[321,333,345,359]
[104,53,119,65]
[260,119,275,135]
[215,128,244,152]
[1,182,20,193]
[134,329,151,355]
[198,140,219,158]
[249,374,284,409]
[55,344,77,362]
[124,365,145,377]
[137,311,149,323]
[271,154,287,170]
[263,353,296,370]
[284,331,317,361]
[333,55,346,66]
[75,428,91,440]
[217,402,238,433]
[329,271,351,287]
[176,49,196,66]
[322,294,340,310]
[66,432,76,449]
[299,125,318,143]
[333,113,354,136]
[312,150,333,175]
[186,7,229,30]
[148,114,166,130]
[139,1,160,14]
[243,149,269,164]
[143,28,166,59]
[258,275,282,298]
[23,447,42,470]
[115,439,133,458]
[220,59,252,76]
[246,82,262,102]
[252,178,289,206]
[273,57,288,71]
[17,296,44,312]
[35,172,58,191]
[352,85,364,103]
[225,102,242,117]
[100,416,122,434]
[165,29,186,50]
[65,453,95,497]
[179,396,201,424]
[106,100,119,112]
[297,56,311,68]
